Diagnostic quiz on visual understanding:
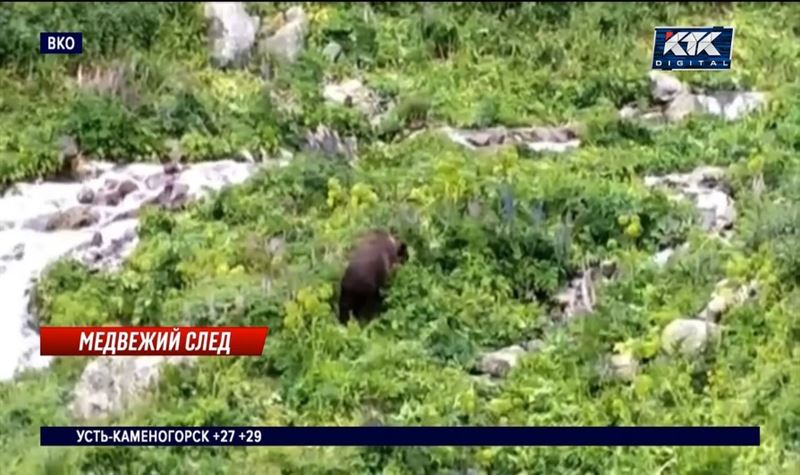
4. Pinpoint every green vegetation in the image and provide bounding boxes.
[2,2,800,473]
